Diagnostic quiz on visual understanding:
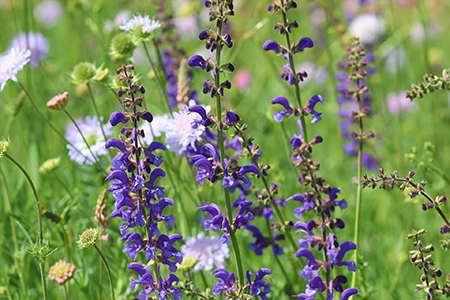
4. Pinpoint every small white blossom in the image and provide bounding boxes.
[181,232,229,272]
[139,114,170,145]
[65,116,112,165]
[120,14,161,34]
[165,101,210,155]
[348,14,385,45]
[0,47,31,91]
